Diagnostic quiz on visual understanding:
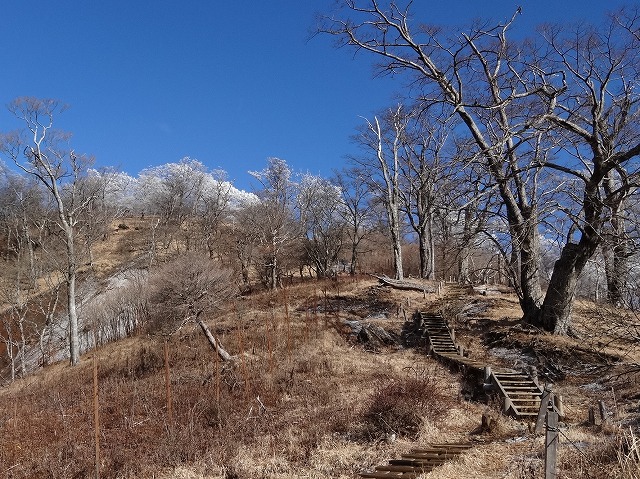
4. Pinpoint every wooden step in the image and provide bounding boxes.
[502,386,541,391]
[424,444,472,450]
[376,465,431,473]
[401,452,458,459]
[389,459,446,467]
[360,472,417,478]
